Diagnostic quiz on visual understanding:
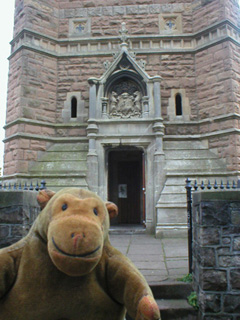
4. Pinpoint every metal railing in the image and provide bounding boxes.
[0,180,47,191]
